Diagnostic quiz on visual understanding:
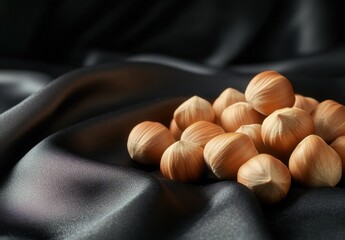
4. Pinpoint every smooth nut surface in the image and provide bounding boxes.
[204,133,258,180]
[221,102,265,132]
[170,119,182,140]
[238,154,291,204]
[213,88,246,120]
[174,96,215,130]
[289,135,342,187]
[262,107,315,157]
[293,94,319,114]
[127,121,175,165]
[160,140,206,183]
[245,70,295,116]
[312,100,345,143]
[330,135,345,173]
[181,121,225,147]
[236,124,267,153]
